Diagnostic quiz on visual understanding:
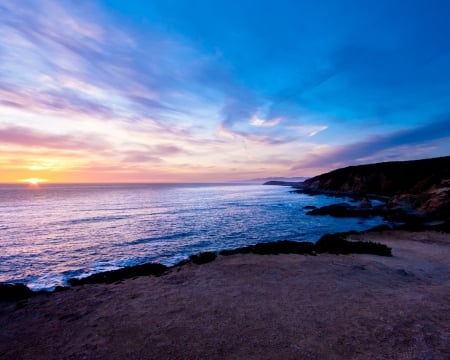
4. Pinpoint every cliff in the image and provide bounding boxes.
[301,156,450,222]
[302,156,450,196]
